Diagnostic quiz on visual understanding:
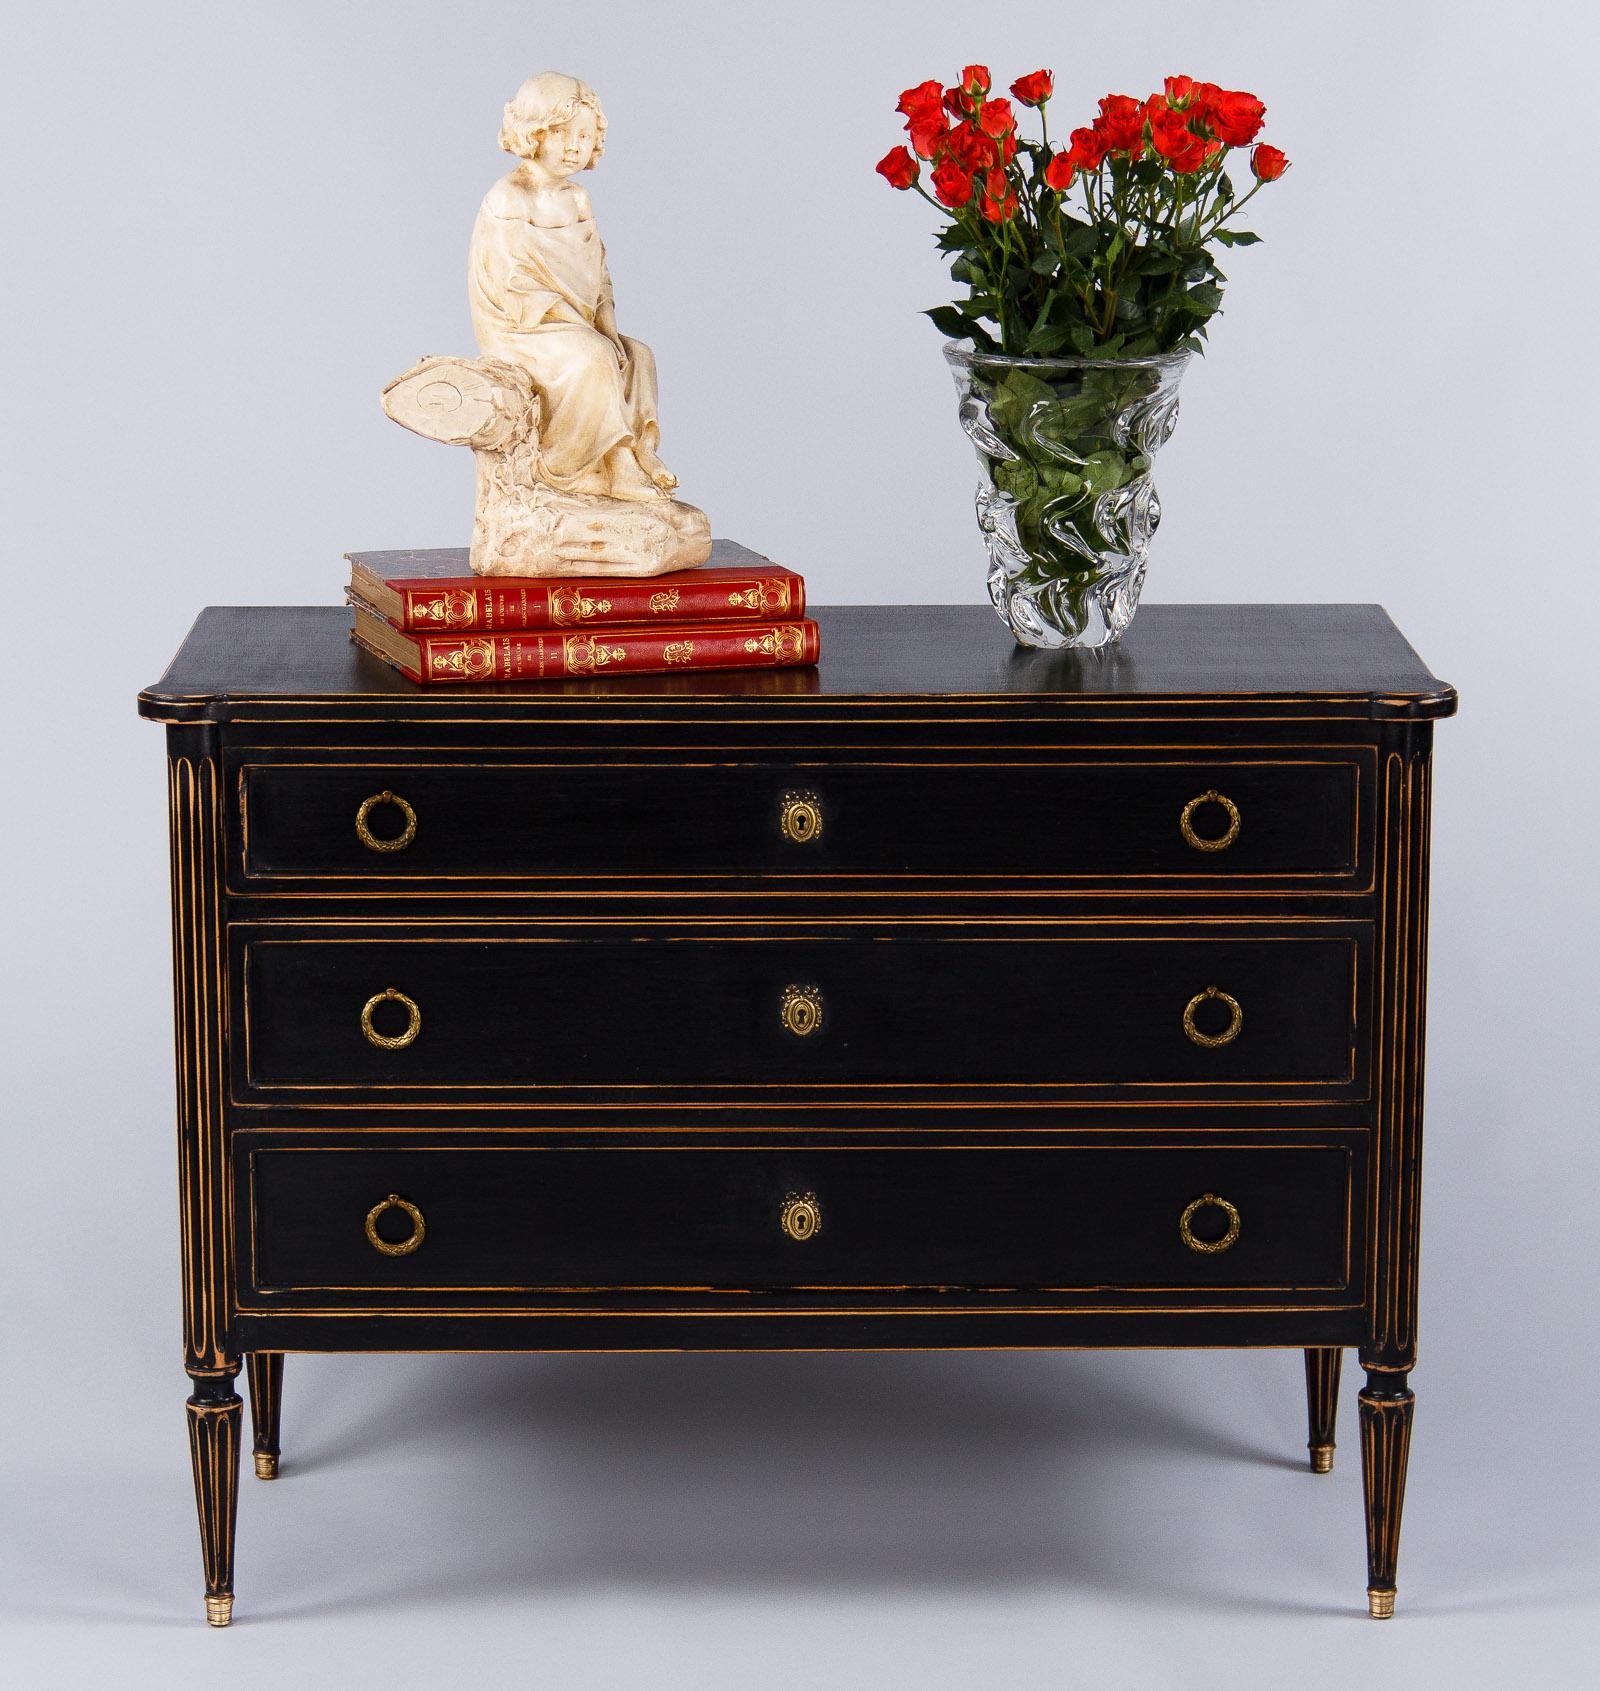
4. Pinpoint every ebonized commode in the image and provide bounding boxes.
[139,600,1455,1625]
